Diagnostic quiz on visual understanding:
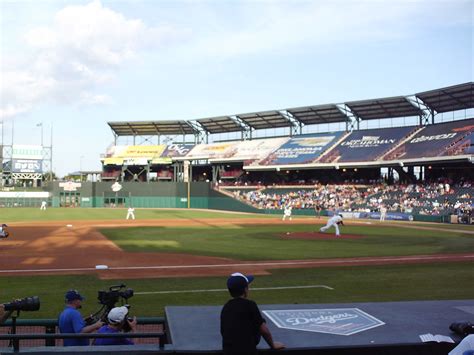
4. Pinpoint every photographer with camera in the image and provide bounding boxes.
[93,306,137,346]
[0,296,40,324]
[0,304,12,324]
[58,290,103,346]
[449,322,474,355]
